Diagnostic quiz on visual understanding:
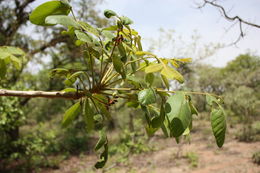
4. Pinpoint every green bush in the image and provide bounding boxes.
[252,151,260,165]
